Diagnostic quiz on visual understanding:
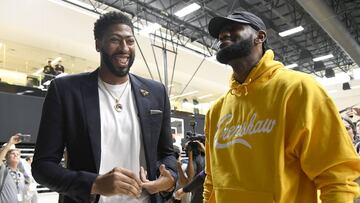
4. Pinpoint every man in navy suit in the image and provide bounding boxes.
[32,11,177,203]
